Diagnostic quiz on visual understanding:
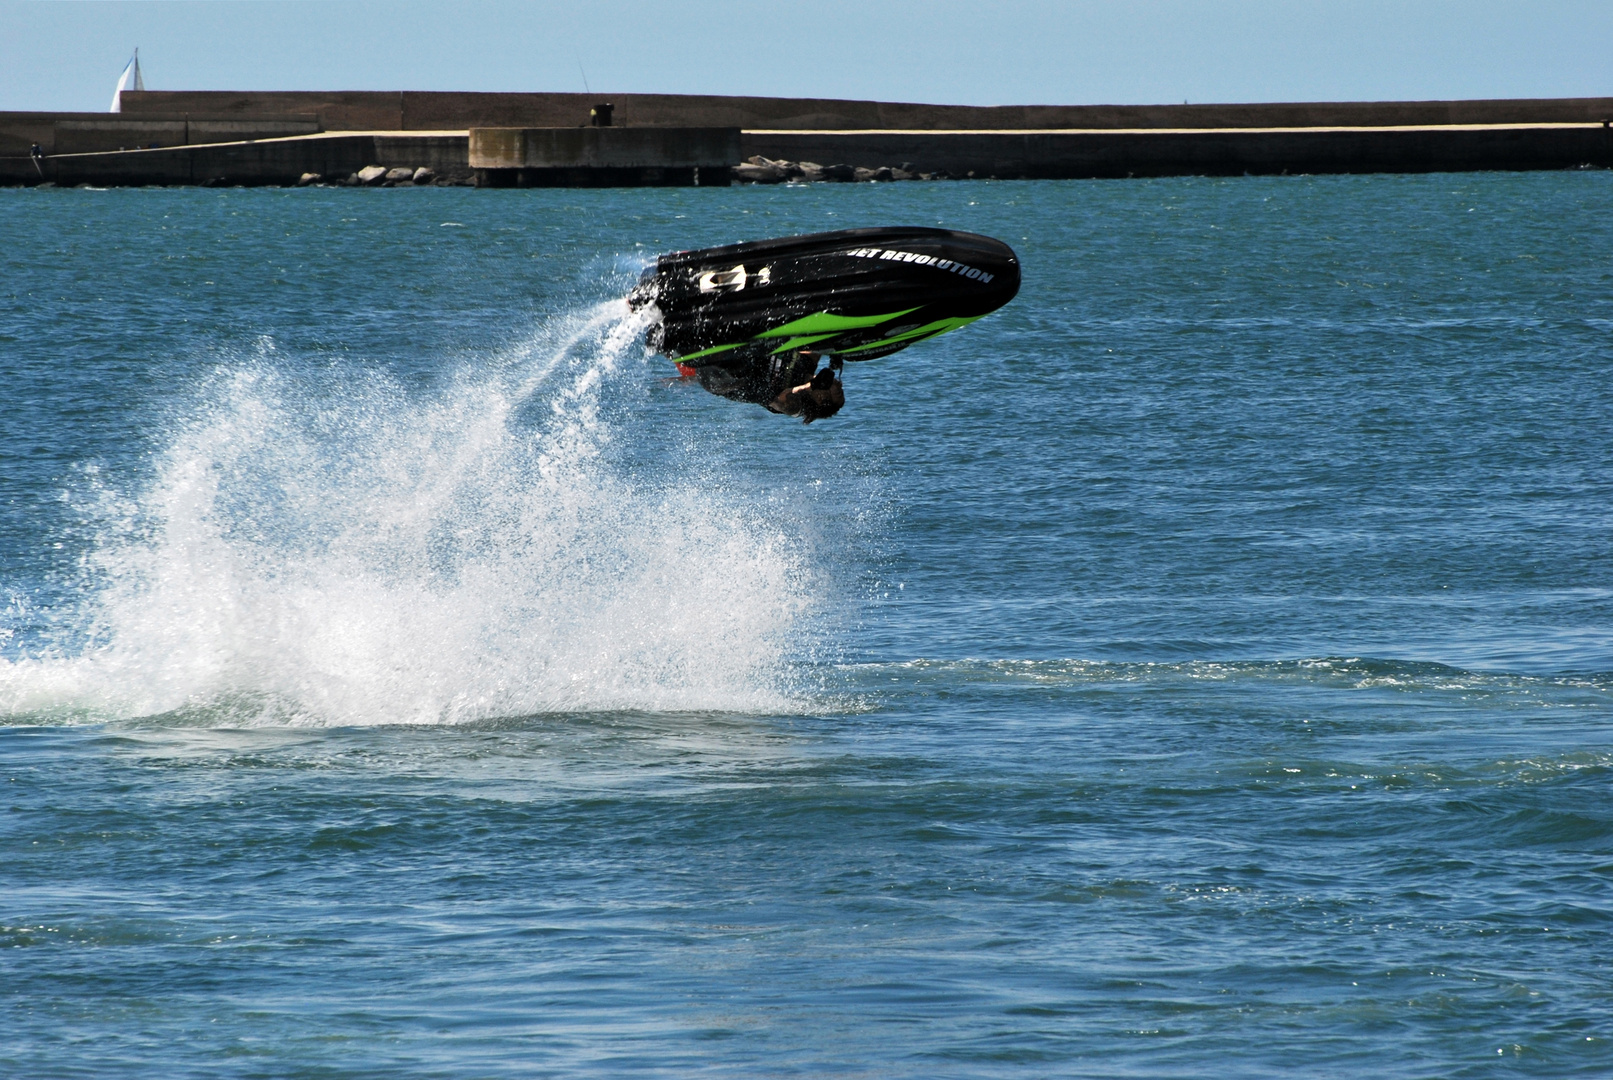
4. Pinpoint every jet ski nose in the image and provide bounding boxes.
[628,266,662,310]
